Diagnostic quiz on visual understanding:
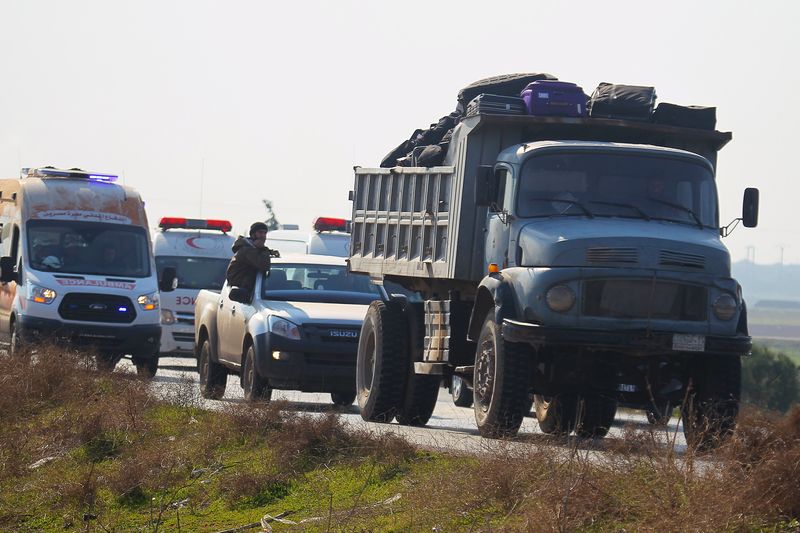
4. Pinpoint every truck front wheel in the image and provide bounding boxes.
[682,355,741,450]
[356,301,407,423]
[198,339,228,400]
[473,316,530,438]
